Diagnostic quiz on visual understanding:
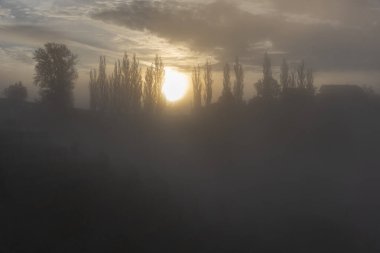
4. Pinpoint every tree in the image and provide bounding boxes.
[129,54,142,113]
[33,43,78,109]
[233,57,244,103]
[144,65,155,113]
[97,56,108,112]
[289,69,297,89]
[297,60,306,89]
[256,52,279,99]
[90,53,154,114]
[255,79,264,98]
[89,69,98,110]
[120,52,131,113]
[306,68,314,95]
[109,60,122,113]
[203,60,213,107]
[219,63,234,105]
[153,55,165,112]
[280,59,289,92]
[3,81,27,102]
[192,65,202,110]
